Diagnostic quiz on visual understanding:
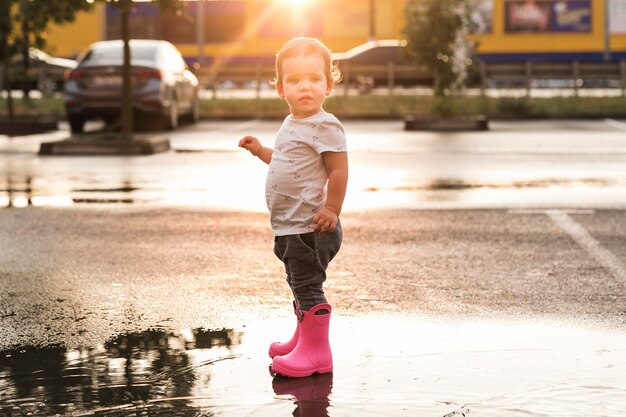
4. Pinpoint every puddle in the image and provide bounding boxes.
[363,178,625,192]
[0,328,243,417]
[1,315,625,417]
[71,187,141,193]
[2,119,626,210]
[71,198,137,204]
[3,173,626,211]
